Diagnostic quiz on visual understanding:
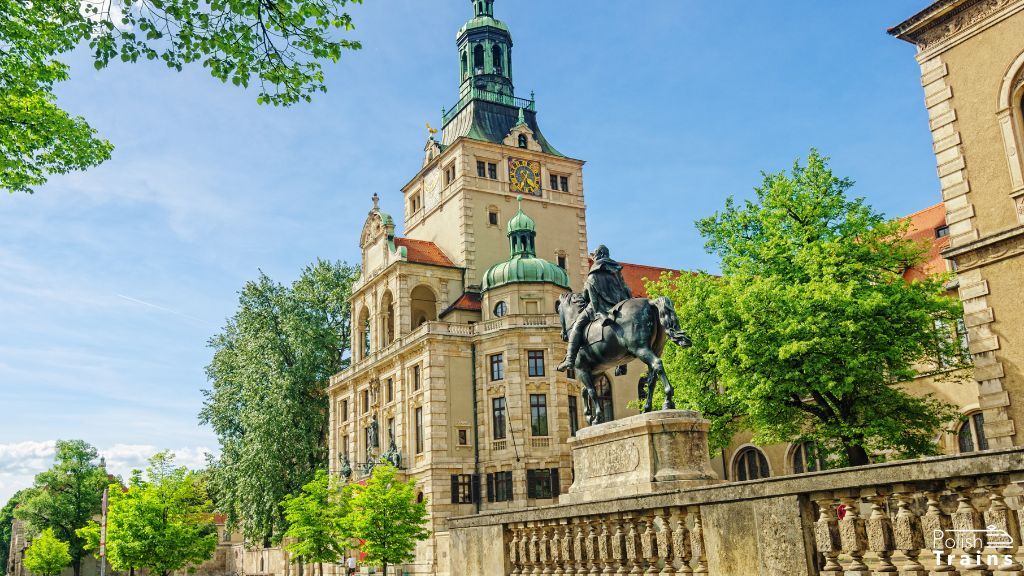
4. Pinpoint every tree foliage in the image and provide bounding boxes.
[23,528,72,576]
[200,259,359,543]
[0,489,29,570]
[1,0,363,193]
[14,440,111,576]
[79,452,218,575]
[648,151,965,466]
[282,469,350,570]
[342,465,429,576]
